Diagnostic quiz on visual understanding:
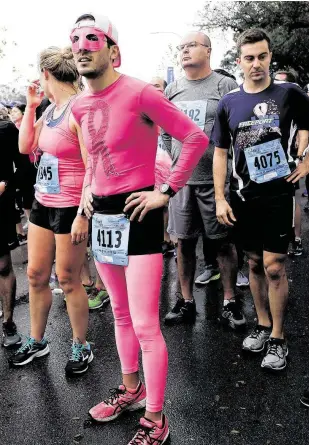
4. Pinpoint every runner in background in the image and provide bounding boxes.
[162,32,245,329]
[11,103,37,232]
[0,105,22,348]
